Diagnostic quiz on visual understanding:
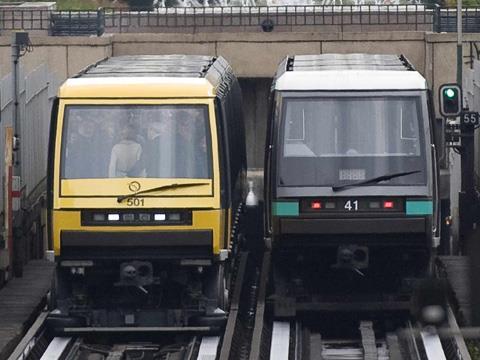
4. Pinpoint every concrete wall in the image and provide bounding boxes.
[0,36,112,79]
[239,78,270,168]
[111,32,429,78]
[0,31,472,92]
